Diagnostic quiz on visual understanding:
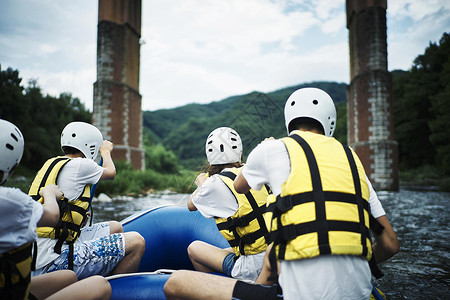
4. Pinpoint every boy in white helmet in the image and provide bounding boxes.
[29,121,145,280]
[233,87,399,299]
[0,119,111,300]
[187,127,271,283]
